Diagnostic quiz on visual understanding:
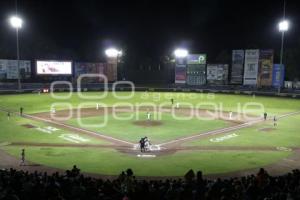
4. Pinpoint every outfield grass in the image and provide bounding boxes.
[67,112,229,143]
[2,146,291,176]
[0,92,299,115]
[185,114,300,148]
